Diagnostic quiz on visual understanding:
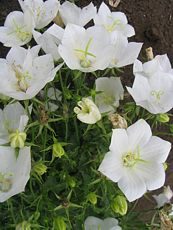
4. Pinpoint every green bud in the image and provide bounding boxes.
[163,162,168,171]
[67,176,76,188]
[111,195,128,216]
[33,162,47,176]
[87,192,97,205]
[53,217,66,230]
[9,130,26,148]
[16,221,31,230]
[53,143,65,158]
[157,113,170,123]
